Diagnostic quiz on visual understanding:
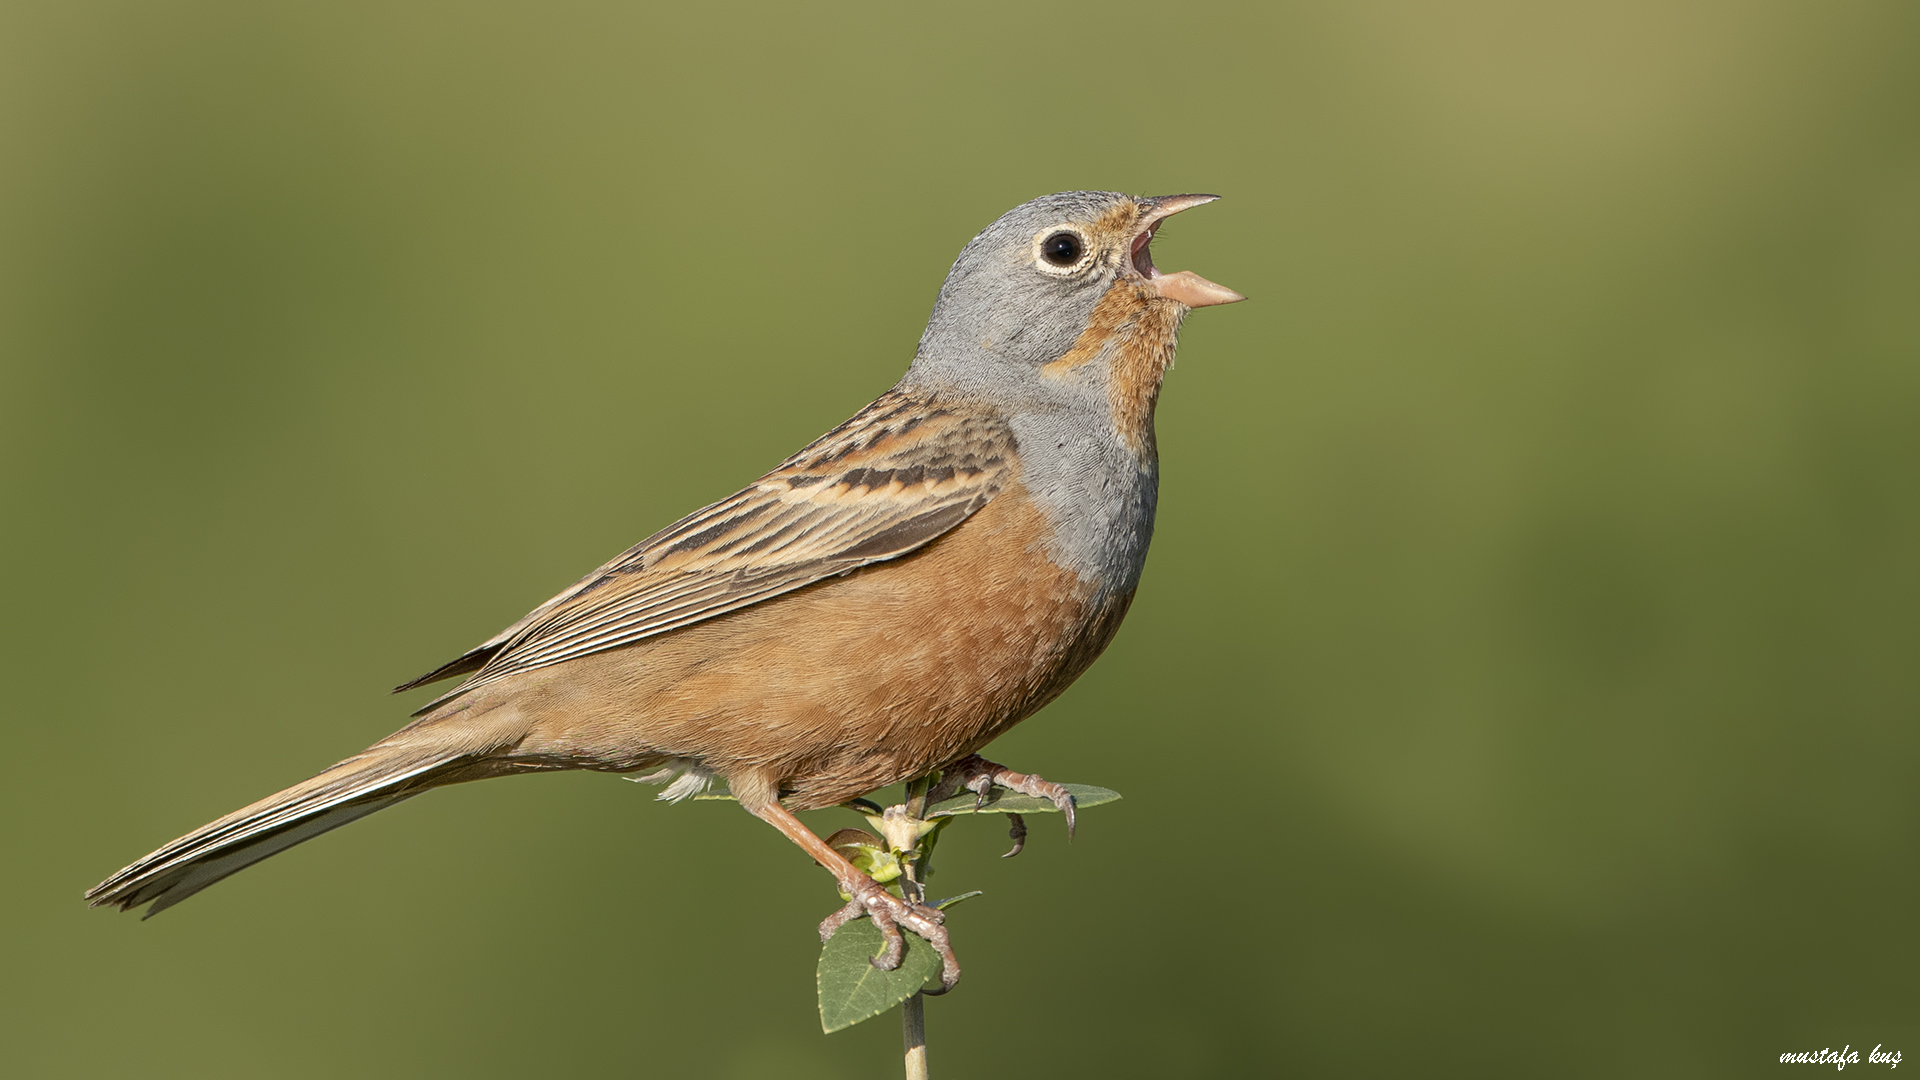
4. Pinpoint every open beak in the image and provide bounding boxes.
[1130,194,1246,308]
